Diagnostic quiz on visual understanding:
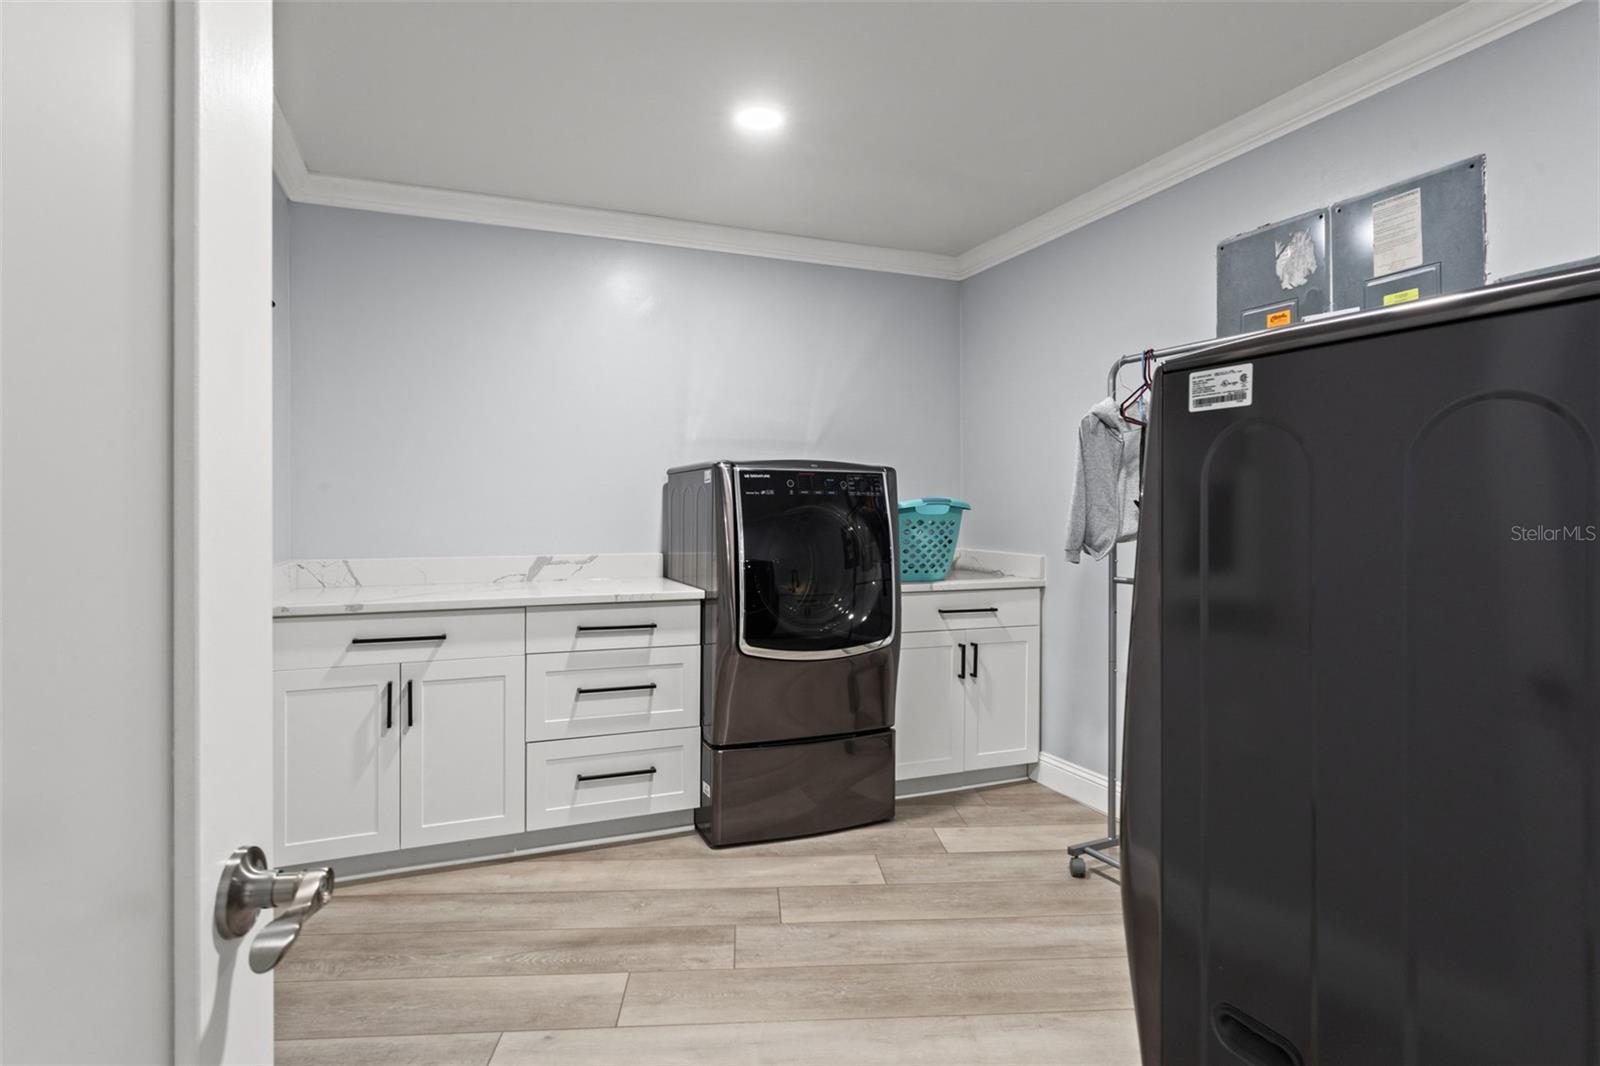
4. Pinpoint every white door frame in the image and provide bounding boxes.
[172,1,276,1061]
